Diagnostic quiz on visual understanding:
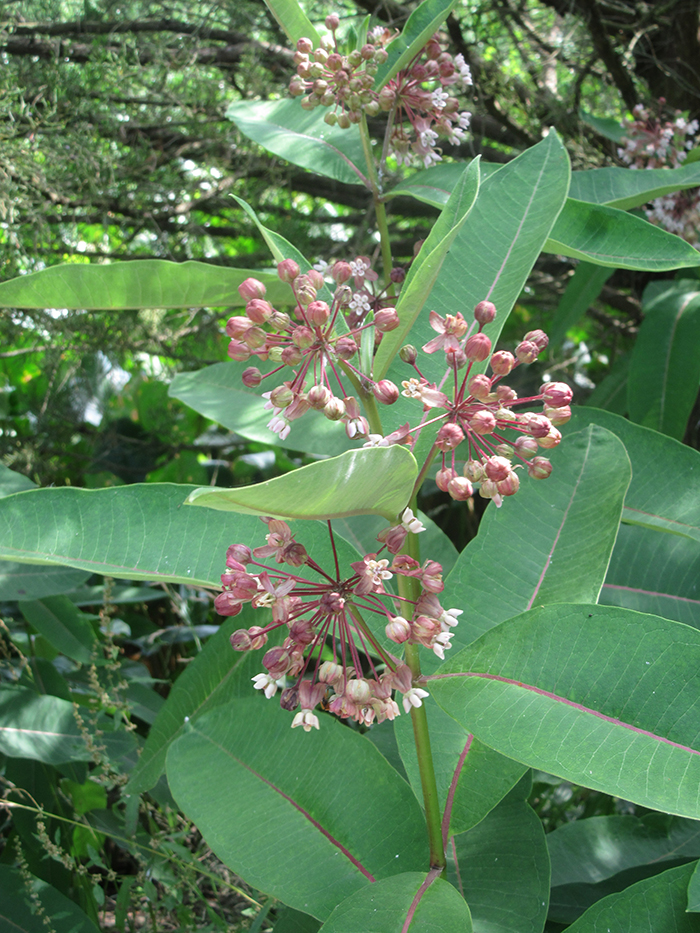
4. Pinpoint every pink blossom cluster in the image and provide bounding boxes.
[228,258,400,442]
[217,517,460,730]
[397,300,572,507]
[290,15,473,168]
[618,101,700,245]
